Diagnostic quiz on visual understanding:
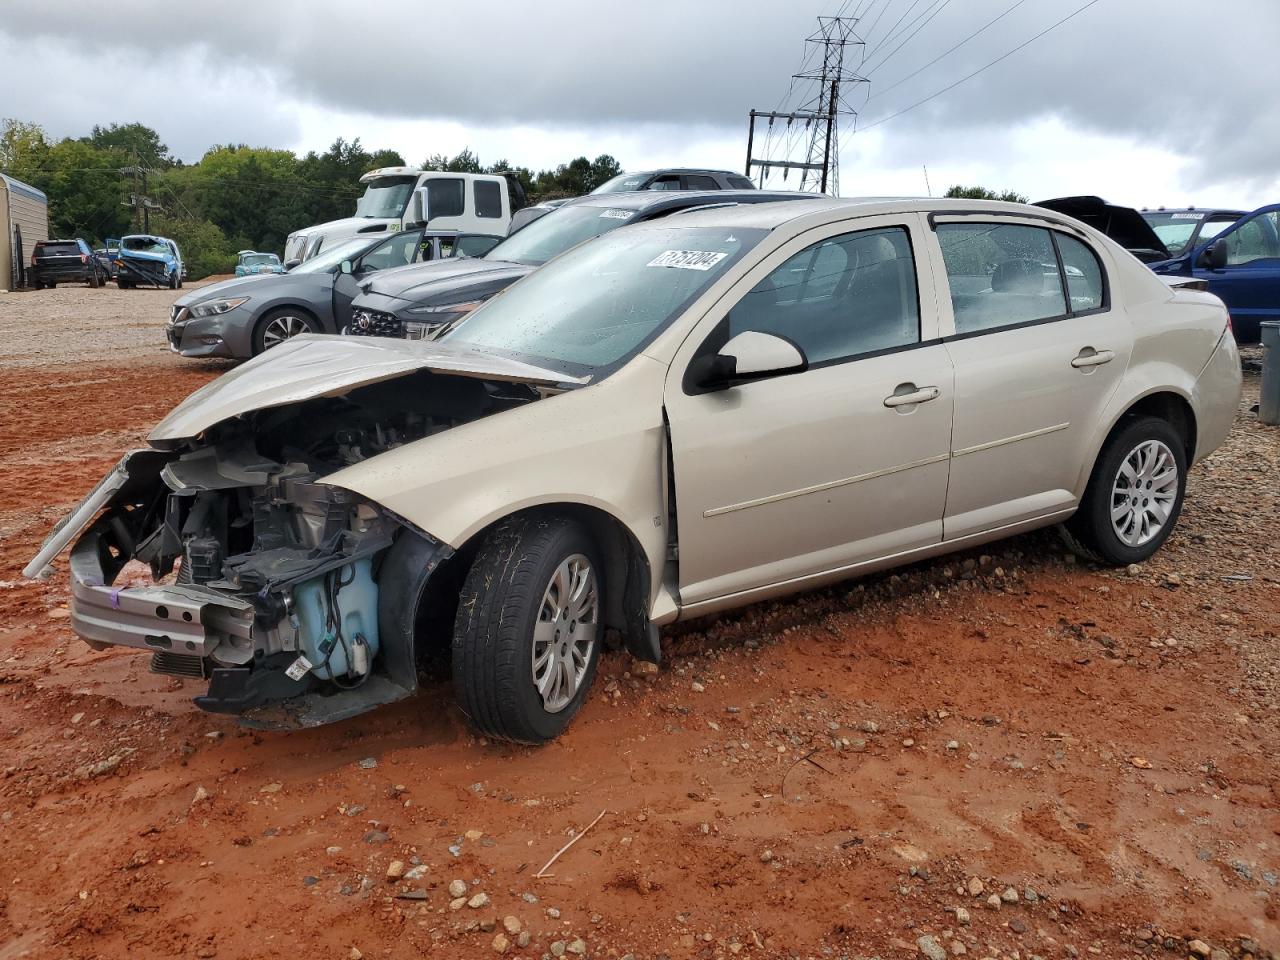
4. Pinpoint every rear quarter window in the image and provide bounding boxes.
[474,181,503,219]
